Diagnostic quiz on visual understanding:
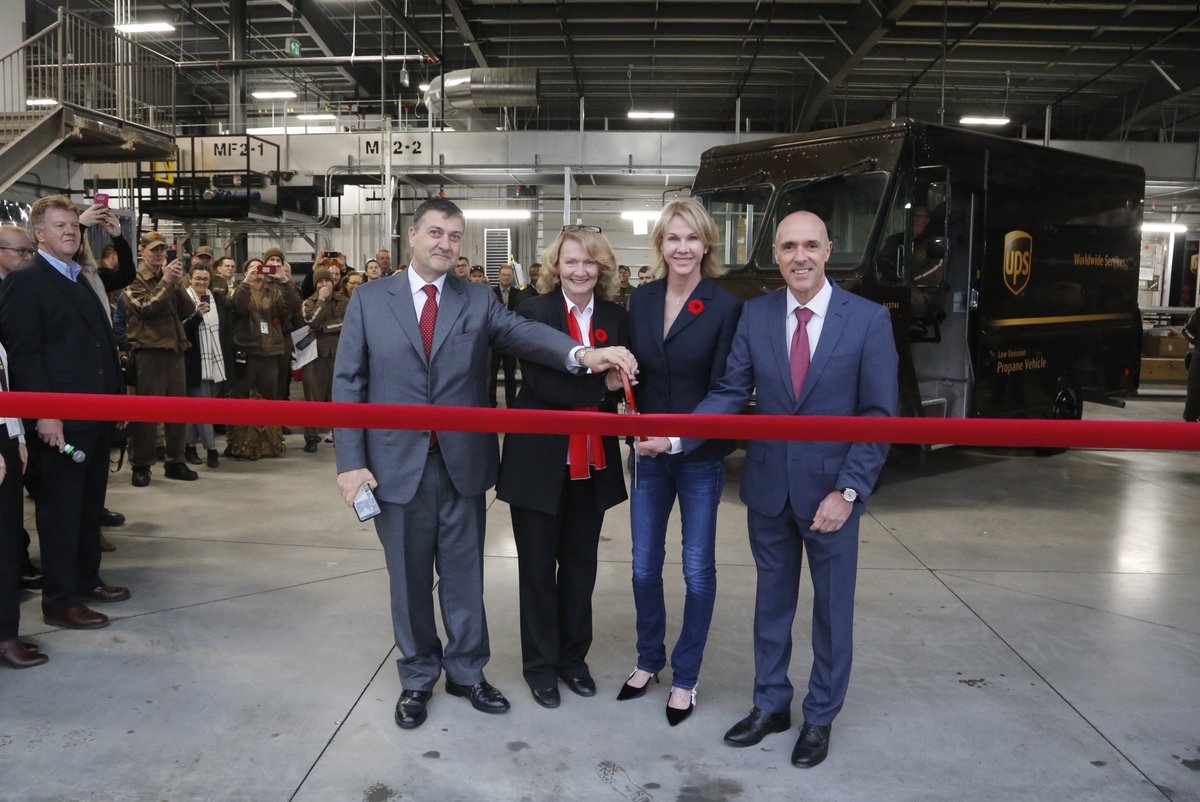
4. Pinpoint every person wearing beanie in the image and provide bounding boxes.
[299,267,346,452]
